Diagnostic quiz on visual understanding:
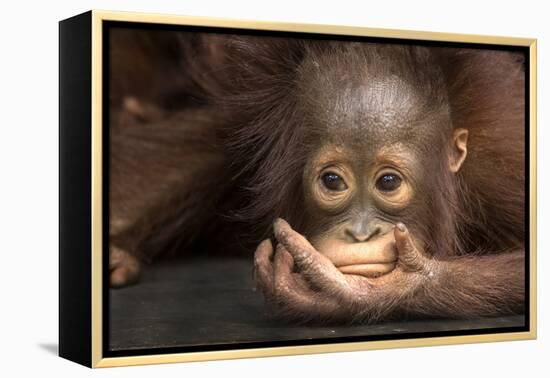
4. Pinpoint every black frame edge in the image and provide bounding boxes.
[59,10,93,368]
